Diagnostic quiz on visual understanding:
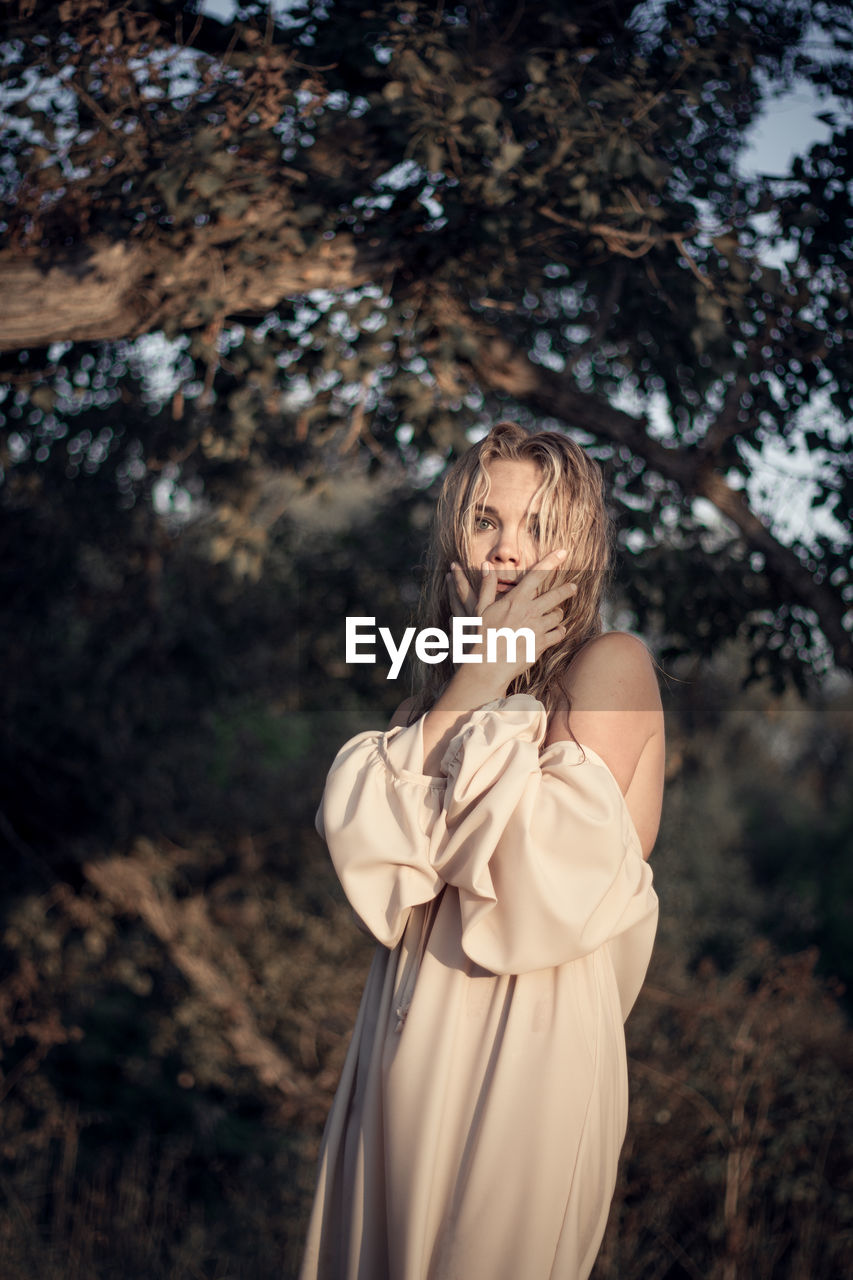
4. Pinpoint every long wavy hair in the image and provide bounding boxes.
[407,421,613,723]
